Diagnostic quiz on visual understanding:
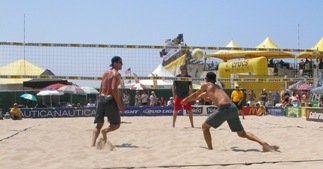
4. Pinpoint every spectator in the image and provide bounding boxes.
[141,91,149,106]
[260,89,268,106]
[10,103,22,120]
[231,84,244,119]
[266,91,274,107]
[122,90,130,107]
[167,97,174,106]
[299,59,305,76]
[159,97,166,106]
[149,91,158,106]
[289,93,300,107]
[272,90,280,106]
[86,99,95,107]
[319,59,323,69]
[134,91,141,106]
[301,92,308,107]
[248,89,256,104]
[256,102,266,116]
[281,90,290,108]
[249,103,257,115]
